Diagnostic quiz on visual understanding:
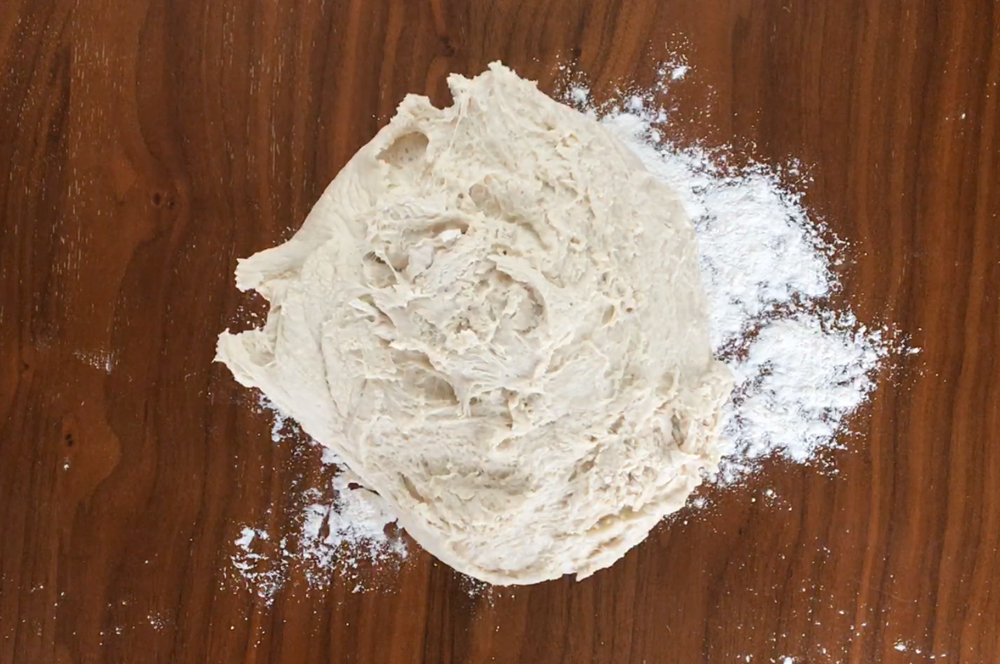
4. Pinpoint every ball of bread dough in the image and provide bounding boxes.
[217,63,732,585]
